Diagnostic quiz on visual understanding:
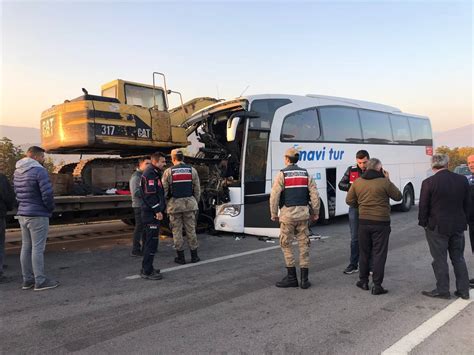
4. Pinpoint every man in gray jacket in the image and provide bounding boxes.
[129,157,151,256]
